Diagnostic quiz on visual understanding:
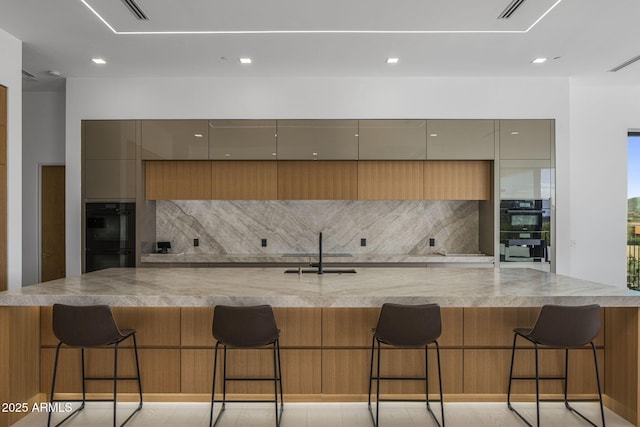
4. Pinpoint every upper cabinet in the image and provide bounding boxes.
[84,120,136,159]
[145,160,212,200]
[212,161,278,200]
[83,120,137,200]
[141,120,209,160]
[277,120,358,160]
[278,161,357,200]
[85,160,136,200]
[500,159,553,200]
[209,120,277,160]
[358,161,424,200]
[358,120,427,160]
[424,160,491,200]
[427,120,495,160]
[499,119,553,160]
